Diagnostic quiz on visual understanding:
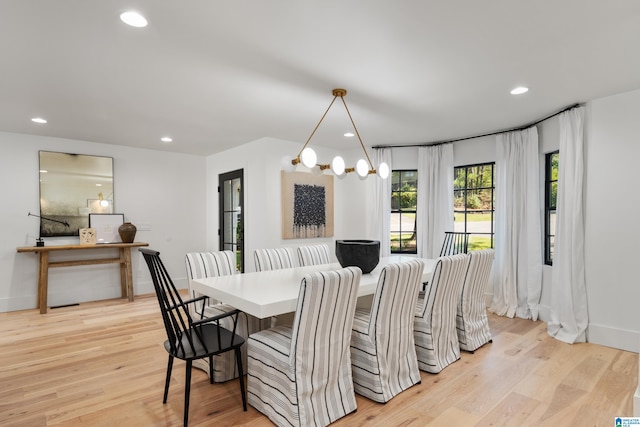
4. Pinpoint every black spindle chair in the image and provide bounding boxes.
[139,248,247,427]
[440,232,470,256]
